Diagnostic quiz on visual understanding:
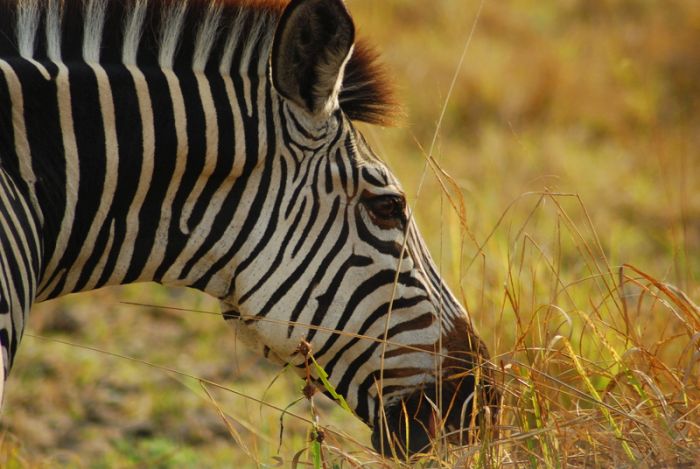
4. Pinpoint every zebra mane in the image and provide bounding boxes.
[0,0,396,125]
